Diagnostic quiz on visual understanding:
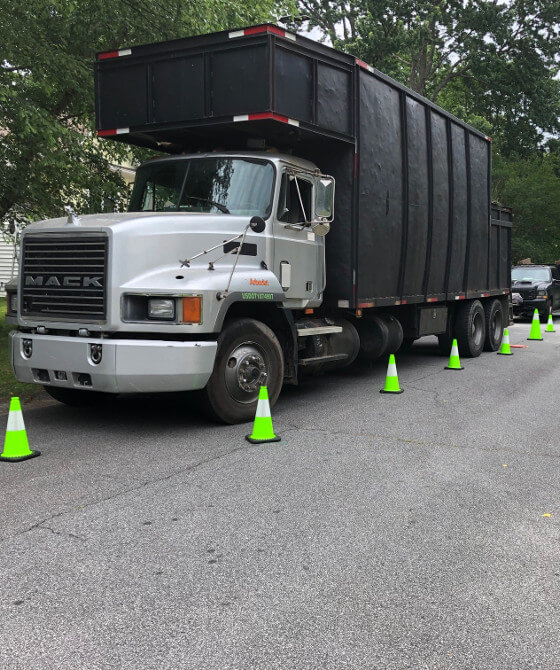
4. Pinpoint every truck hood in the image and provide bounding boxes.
[21,210,276,296]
